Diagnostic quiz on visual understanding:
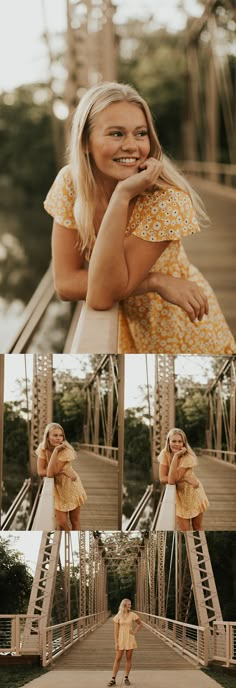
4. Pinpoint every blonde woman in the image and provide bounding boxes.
[44,81,235,354]
[108,599,142,686]
[158,428,209,530]
[36,422,87,530]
